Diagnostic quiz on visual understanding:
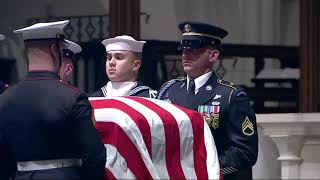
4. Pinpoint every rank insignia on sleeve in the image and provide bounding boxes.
[198,105,220,129]
[242,116,254,136]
